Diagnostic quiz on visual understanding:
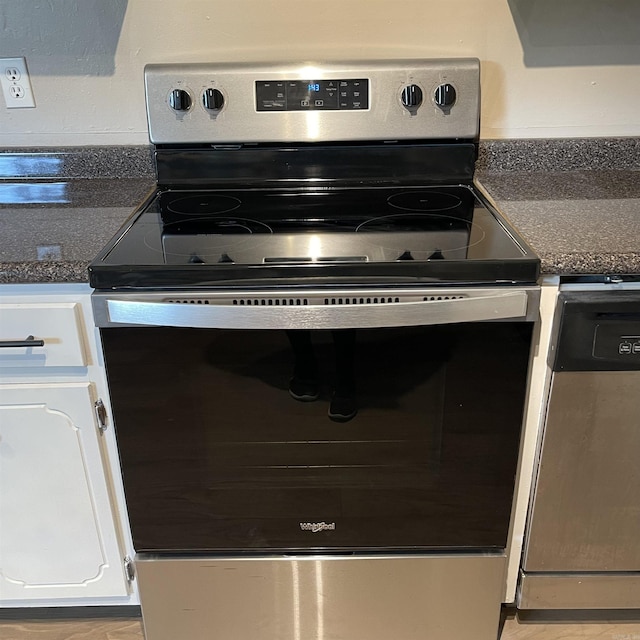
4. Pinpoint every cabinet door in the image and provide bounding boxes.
[0,382,129,601]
